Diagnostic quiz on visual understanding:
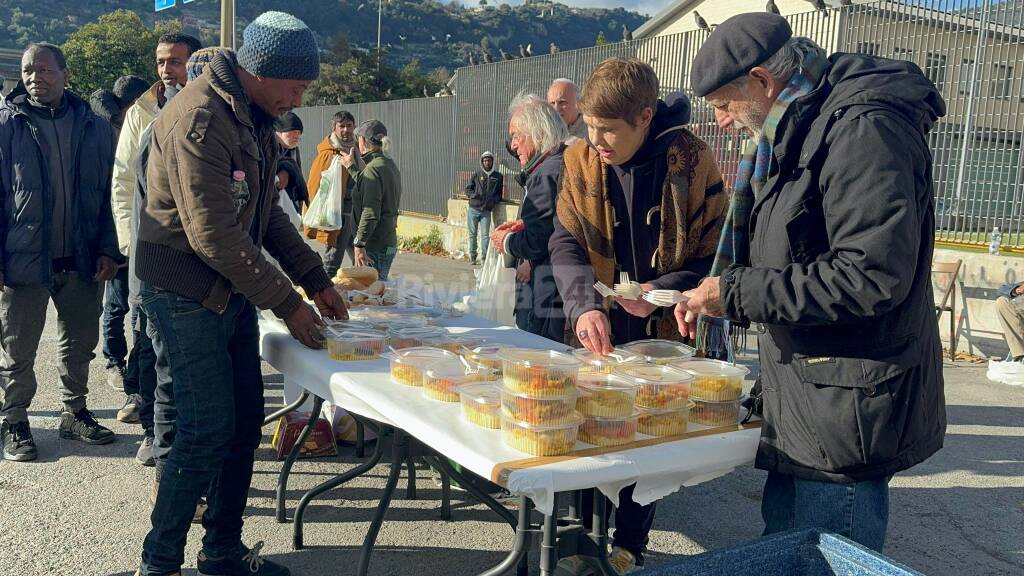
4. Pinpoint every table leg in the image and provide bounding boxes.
[275,395,323,523]
[476,496,534,576]
[292,430,387,550]
[355,419,365,458]
[540,513,558,576]
[406,454,417,500]
[357,430,410,576]
[426,455,516,528]
[262,390,309,427]
[589,491,619,576]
